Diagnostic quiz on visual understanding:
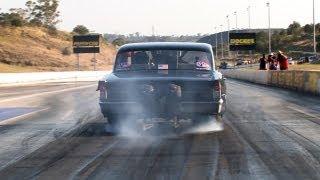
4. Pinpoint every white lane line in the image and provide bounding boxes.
[0,107,50,125]
[0,84,96,104]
